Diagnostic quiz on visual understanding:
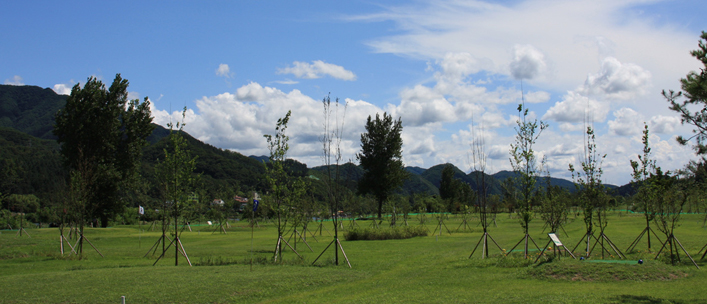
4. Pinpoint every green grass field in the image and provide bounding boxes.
[2,212,707,303]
